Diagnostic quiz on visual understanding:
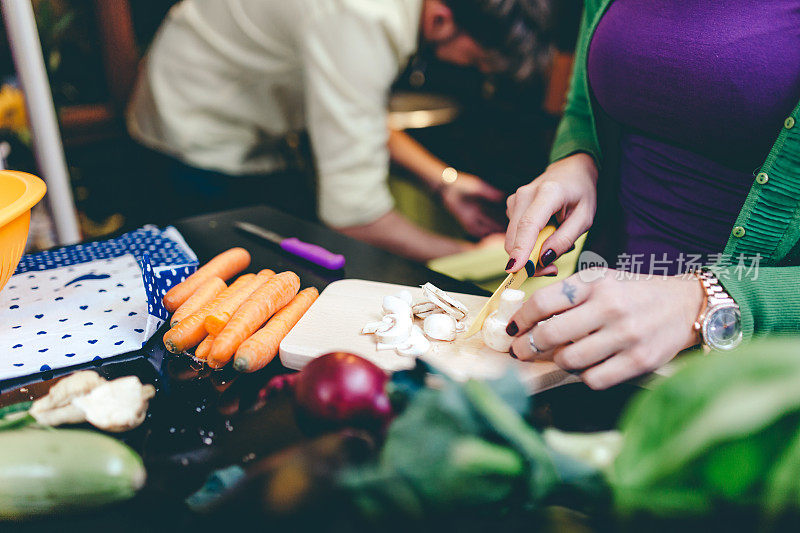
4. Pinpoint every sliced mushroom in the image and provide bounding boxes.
[421,283,468,321]
[423,314,458,341]
[412,301,440,318]
[361,315,395,334]
[383,295,412,317]
[376,342,397,351]
[396,290,413,306]
[376,312,413,346]
[396,325,431,357]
